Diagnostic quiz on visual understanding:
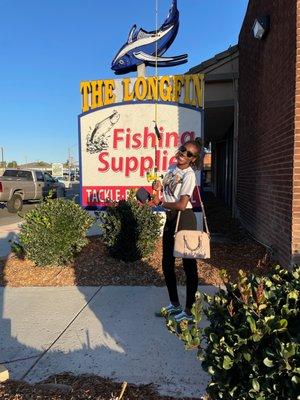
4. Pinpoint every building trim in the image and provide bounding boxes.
[205,99,234,108]
[204,73,239,82]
